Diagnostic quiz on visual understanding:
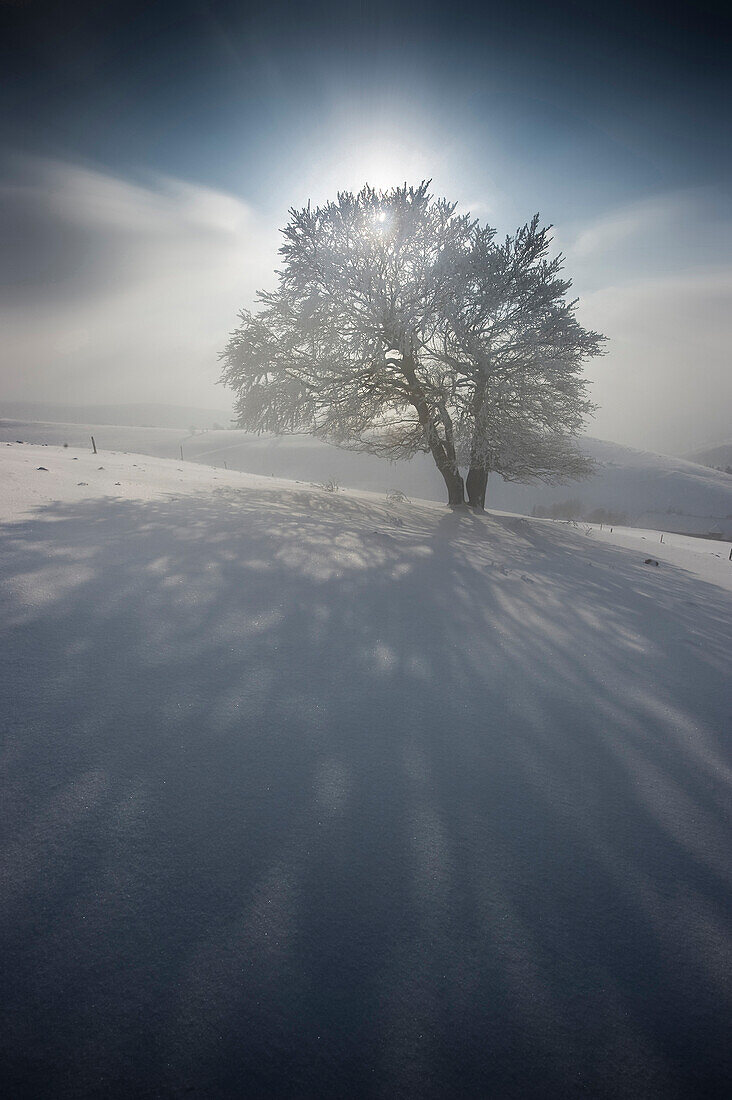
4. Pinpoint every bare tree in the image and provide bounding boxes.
[220,184,605,507]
